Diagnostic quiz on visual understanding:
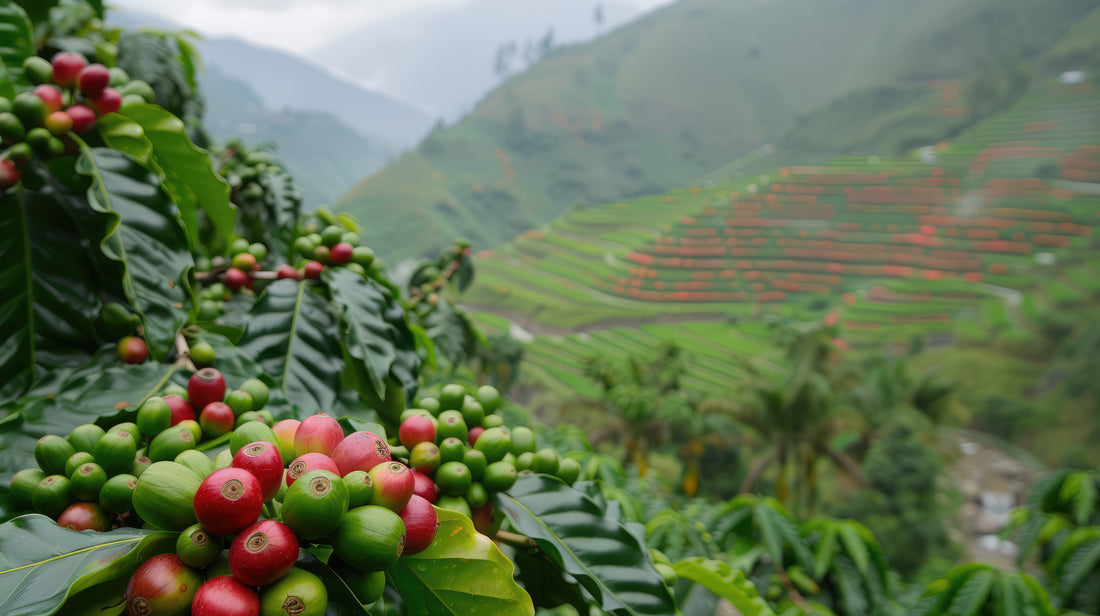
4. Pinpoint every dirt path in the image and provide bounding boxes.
[946,429,1046,570]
